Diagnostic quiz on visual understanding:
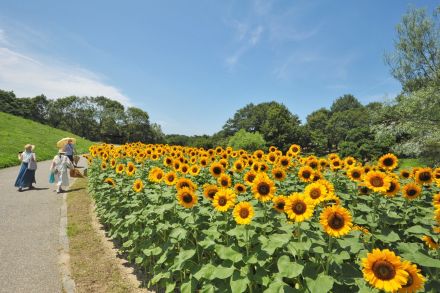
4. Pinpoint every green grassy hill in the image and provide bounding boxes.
[0,112,94,168]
